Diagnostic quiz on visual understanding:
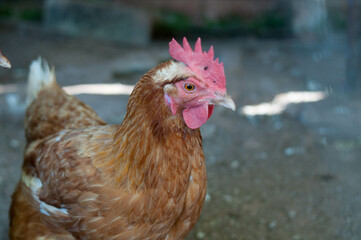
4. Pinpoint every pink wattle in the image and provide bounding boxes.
[183,104,214,129]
